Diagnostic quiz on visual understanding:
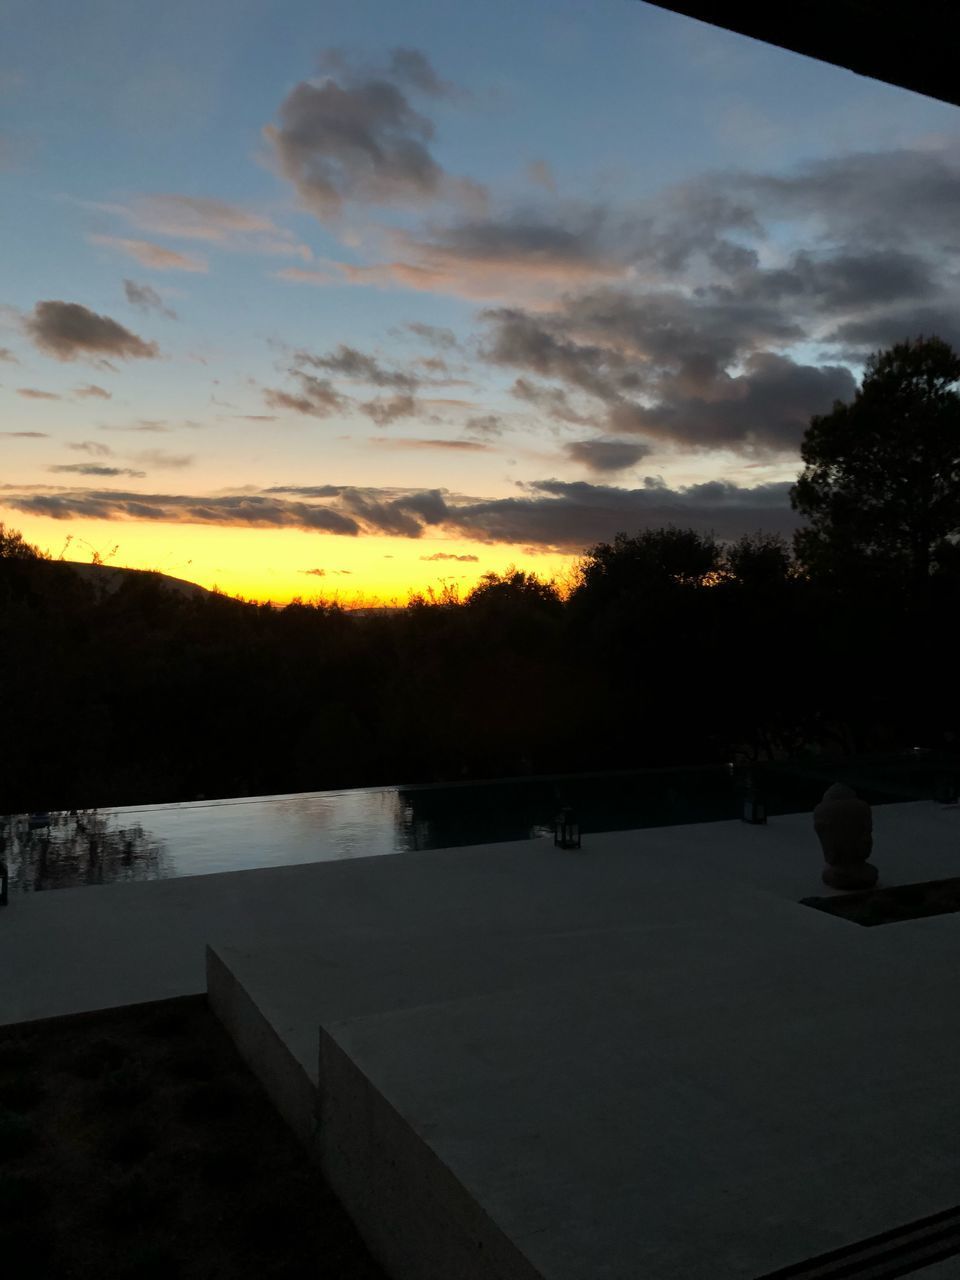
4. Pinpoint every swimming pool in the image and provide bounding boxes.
[1,759,921,893]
